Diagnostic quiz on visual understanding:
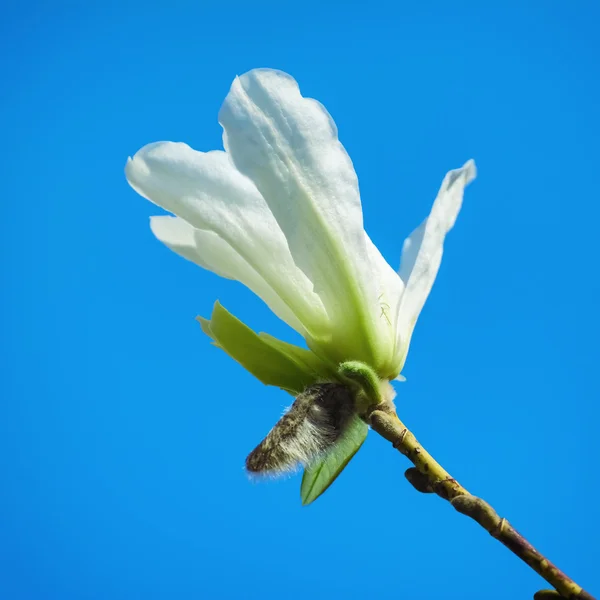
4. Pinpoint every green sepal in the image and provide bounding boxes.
[300,415,368,505]
[198,301,332,394]
[258,332,338,382]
